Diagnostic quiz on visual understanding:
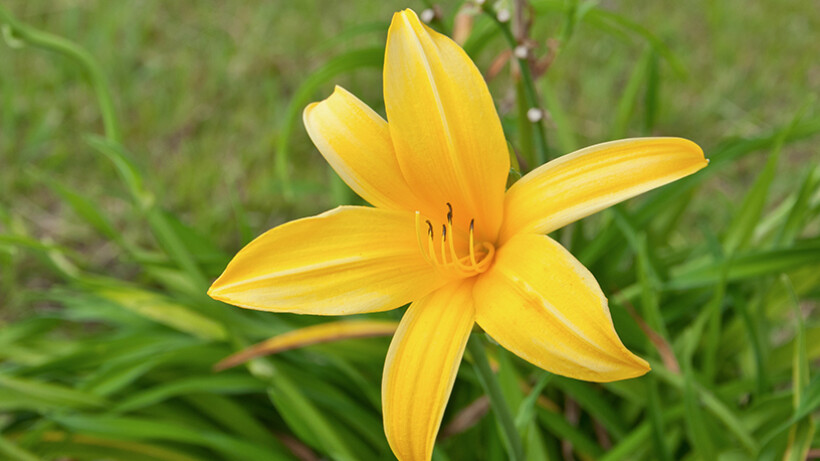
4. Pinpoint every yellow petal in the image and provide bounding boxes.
[384,9,509,242]
[214,320,399,371]
[303,86,419,210]
[383,280,475,461]
[474,234,650,382]
[499,137,707,243]
[208,206,447,315]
